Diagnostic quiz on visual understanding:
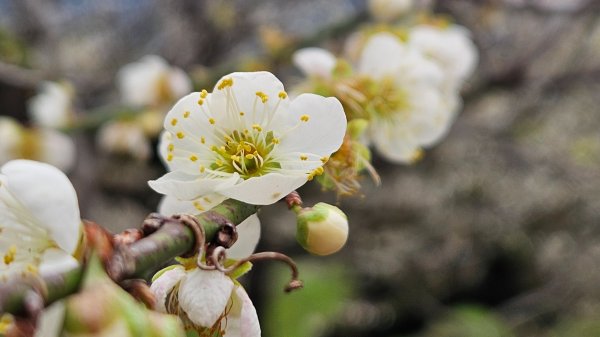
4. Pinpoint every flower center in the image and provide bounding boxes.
[210,129,280,179]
